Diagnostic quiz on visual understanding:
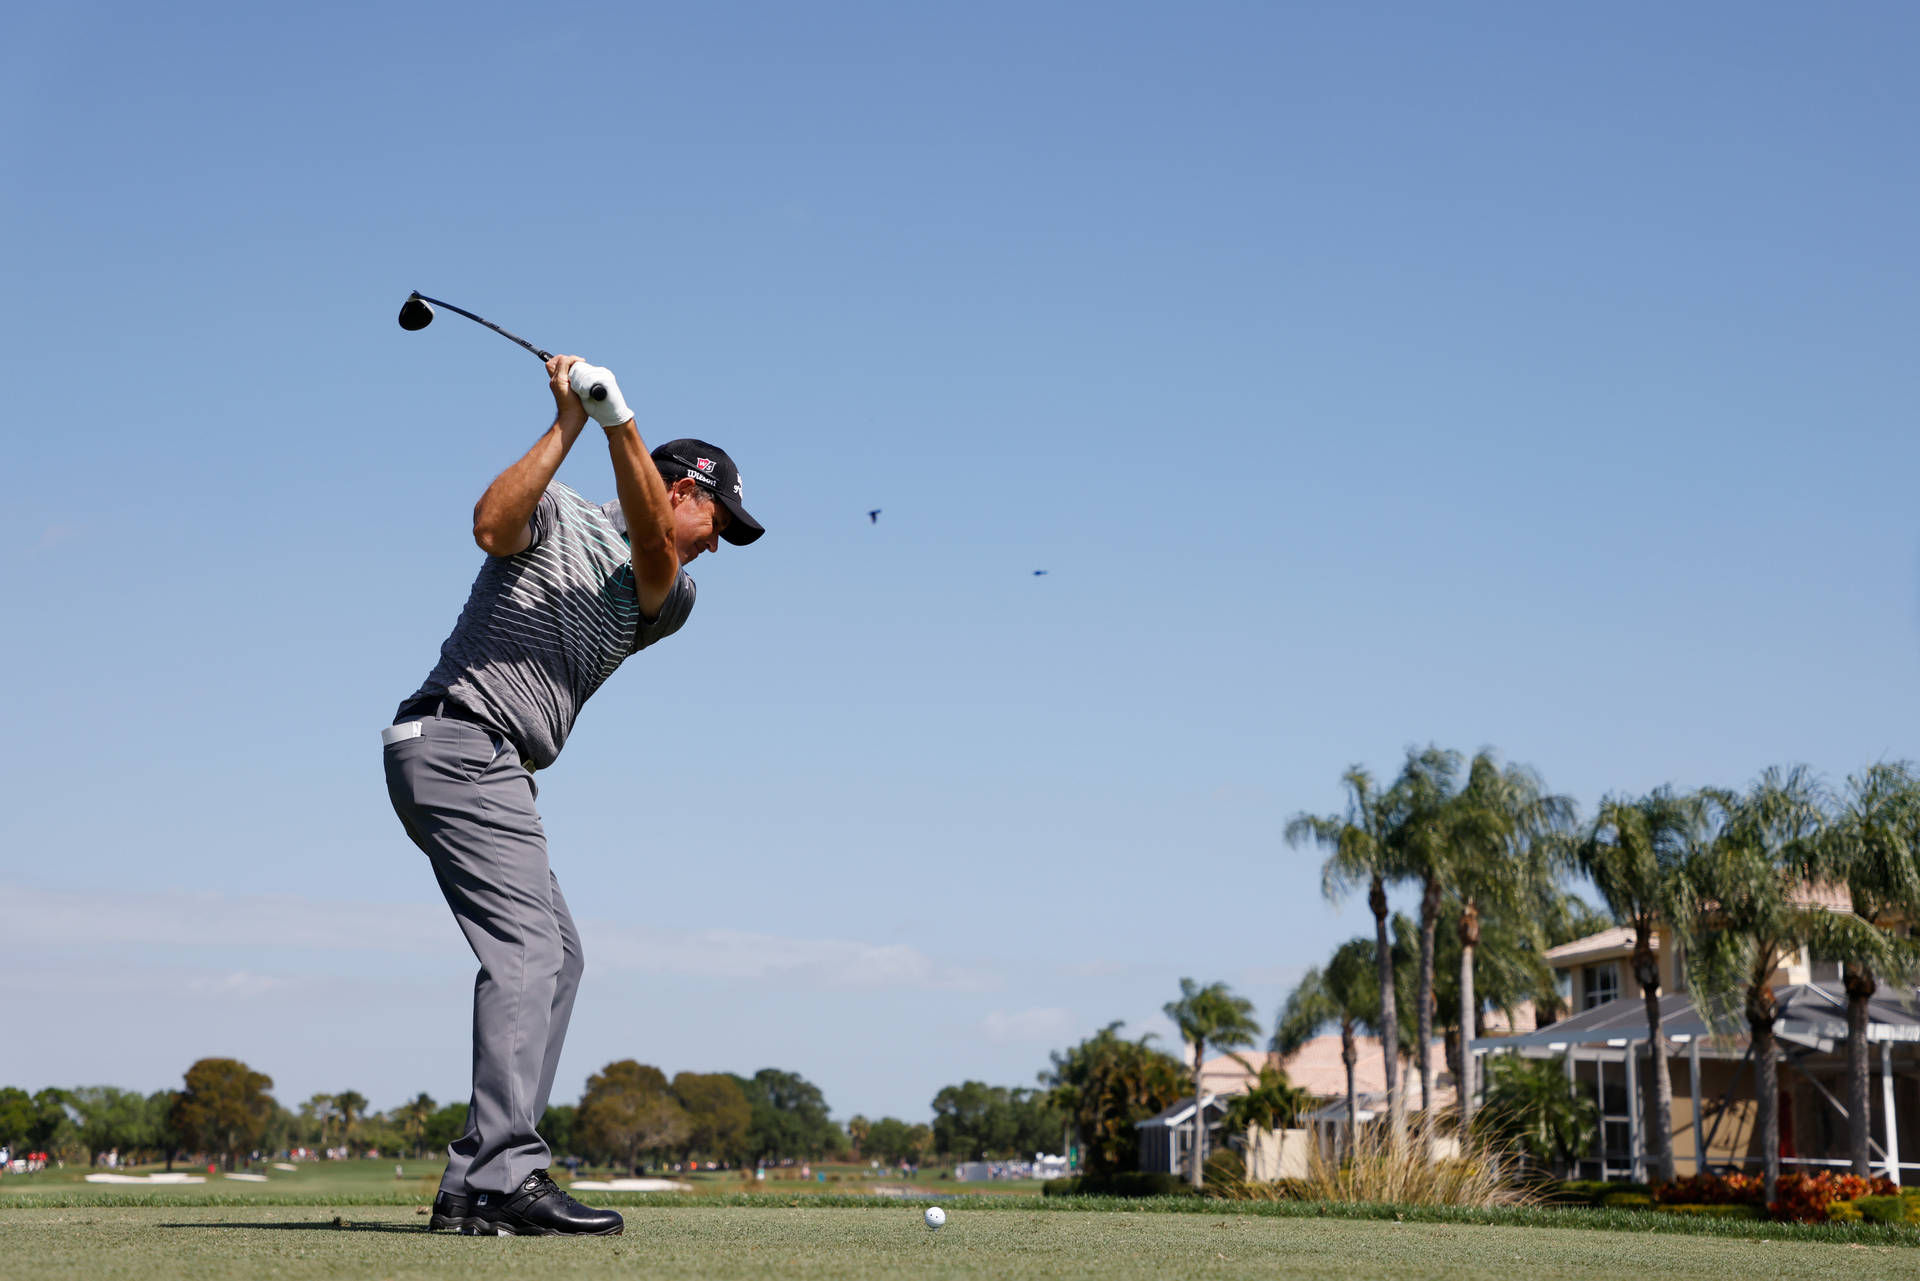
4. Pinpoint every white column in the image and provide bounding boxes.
[1689,1037,1704,1175]
[1596,1056,1608,1178]
[1625,1043,1642,1182]
[1883,1041,1901,1186]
